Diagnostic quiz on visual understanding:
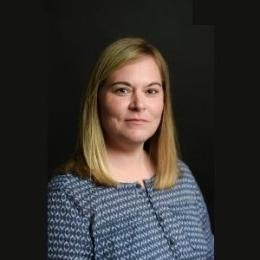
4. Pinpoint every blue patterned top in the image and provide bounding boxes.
[48,160,214,259]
